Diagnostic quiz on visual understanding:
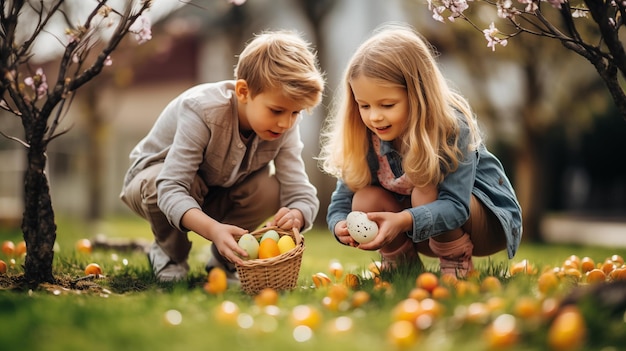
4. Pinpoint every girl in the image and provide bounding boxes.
[319,24,522,277]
